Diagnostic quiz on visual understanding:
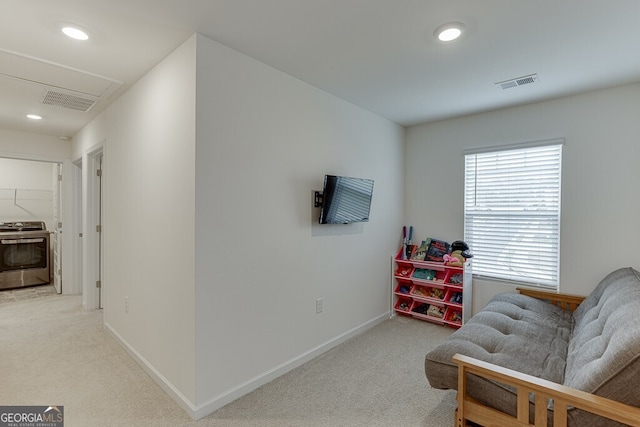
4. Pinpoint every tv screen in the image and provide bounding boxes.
[319,175,374,224]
